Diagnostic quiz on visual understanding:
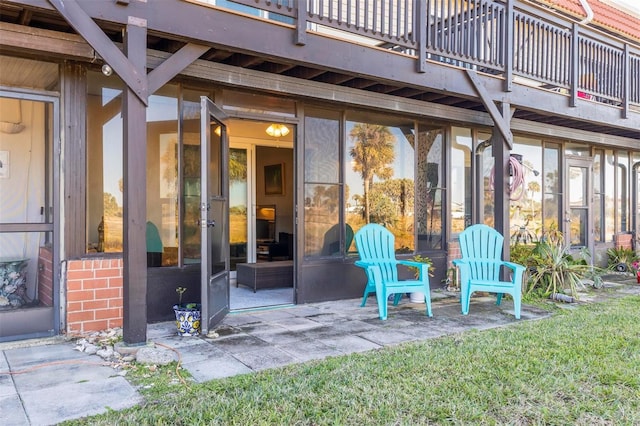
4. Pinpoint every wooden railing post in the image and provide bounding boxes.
[417,0,426,73]
[295,0,307,46]
[503,0,514,92]
[623,43,630,119]
[570,23,579,107]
